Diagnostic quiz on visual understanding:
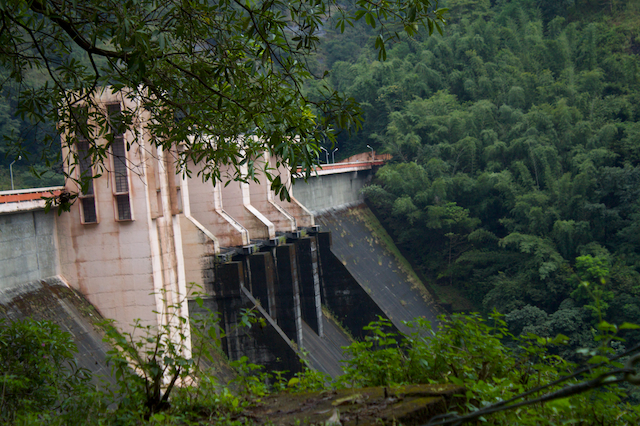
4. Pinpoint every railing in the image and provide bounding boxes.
[0,186,65,205]
[296,159,387,176]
